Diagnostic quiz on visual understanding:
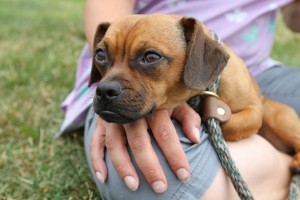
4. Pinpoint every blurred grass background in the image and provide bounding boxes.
[0,0,299,199]
[0,0,99,199]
